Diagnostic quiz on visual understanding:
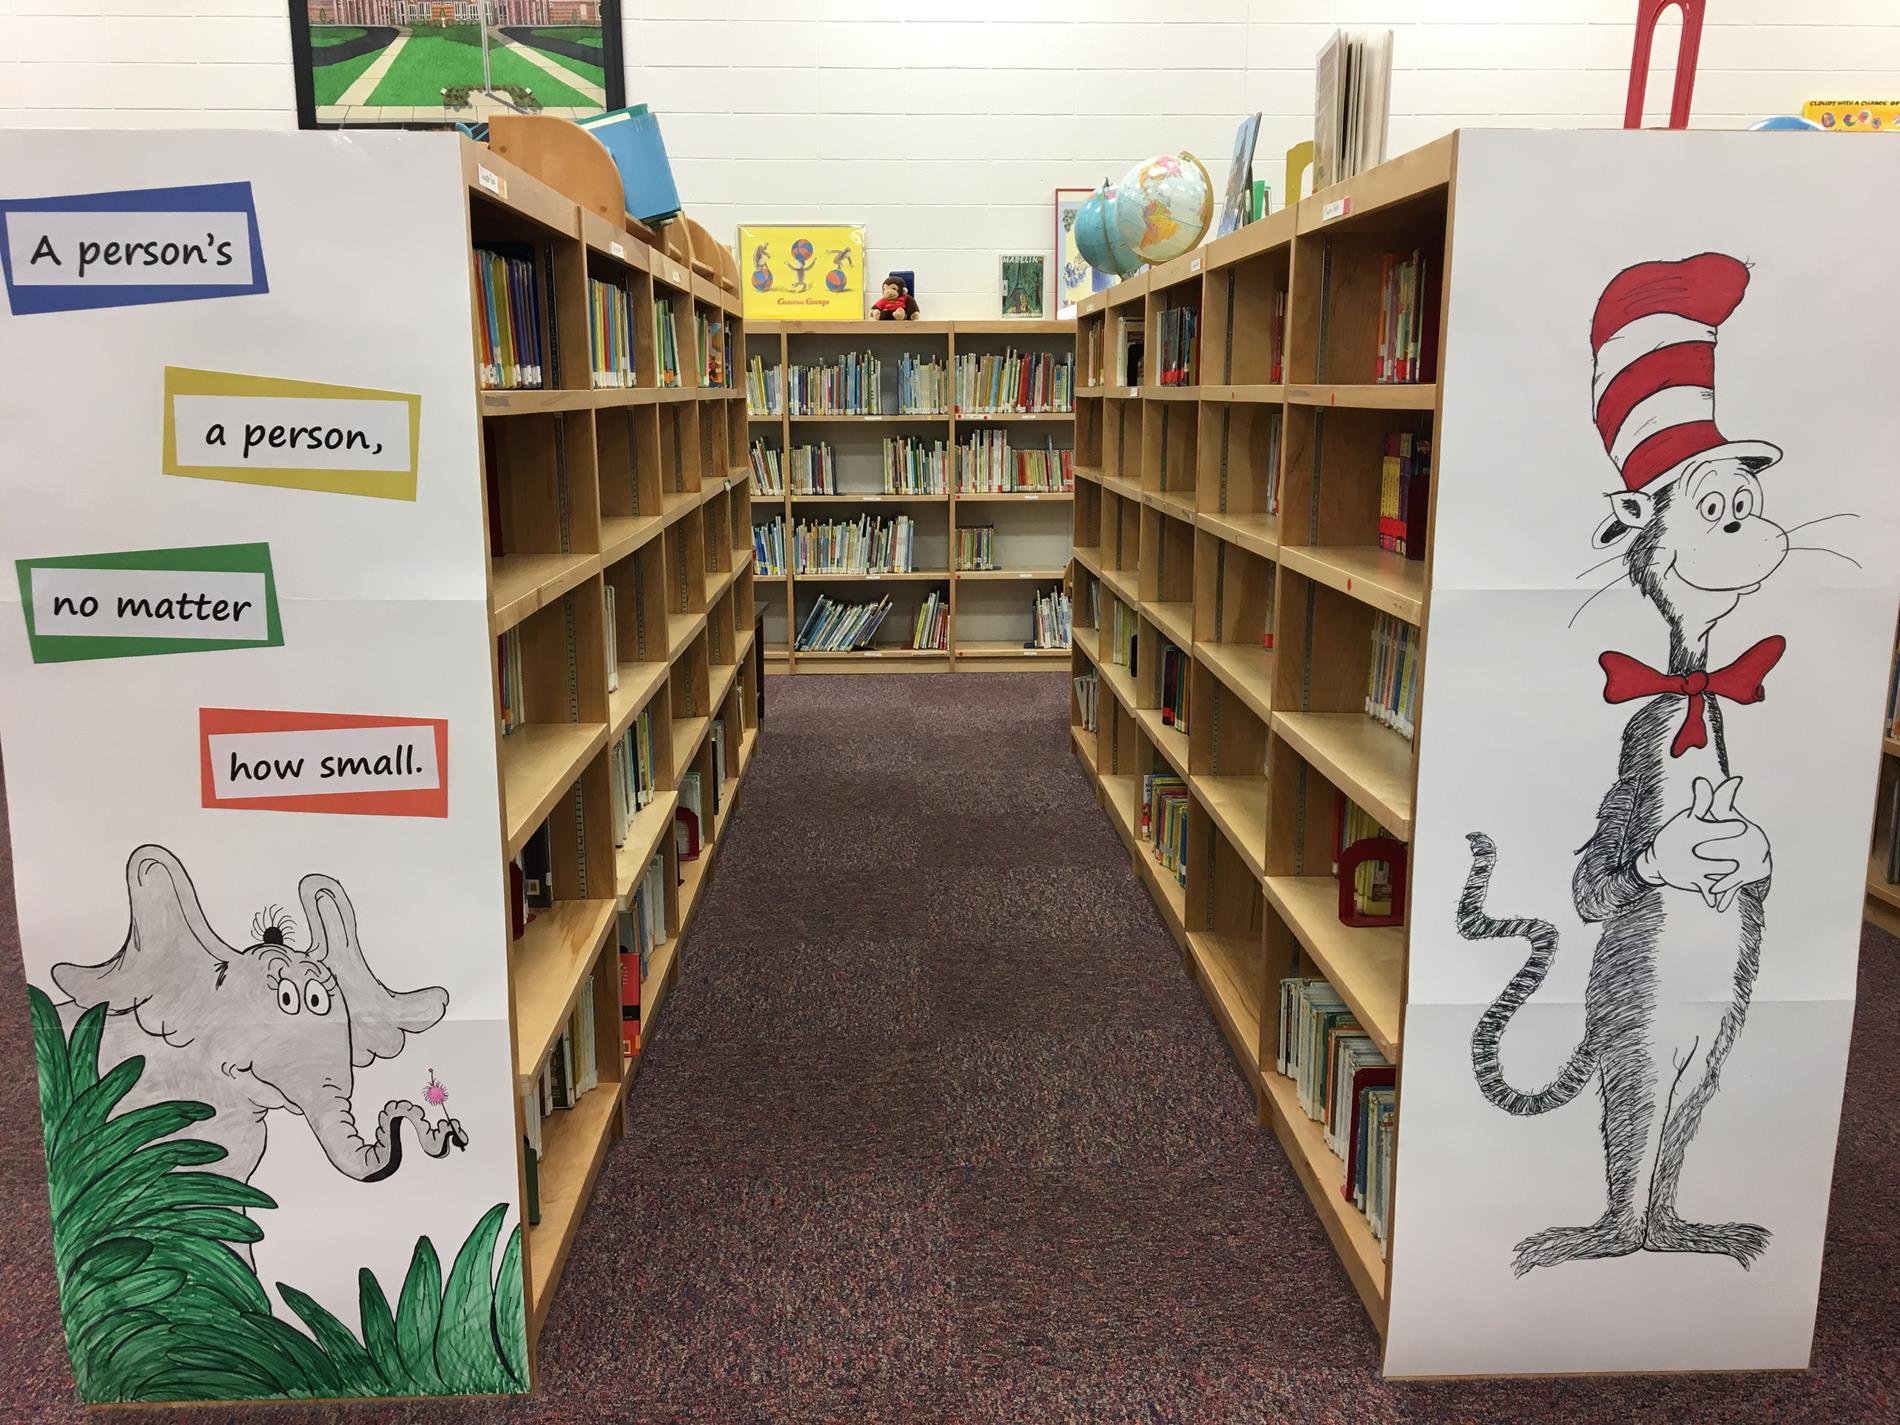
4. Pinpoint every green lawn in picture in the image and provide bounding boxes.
[518,33,604,89]
[309,25,365,47]
[310,30,384,106]
[368,25,596,109]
